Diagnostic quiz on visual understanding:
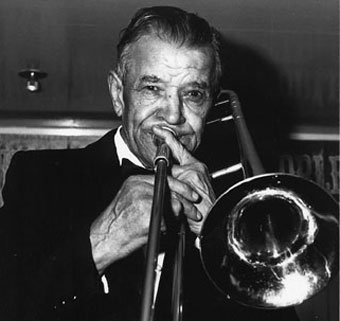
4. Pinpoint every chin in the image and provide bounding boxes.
[140,148,157,168]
